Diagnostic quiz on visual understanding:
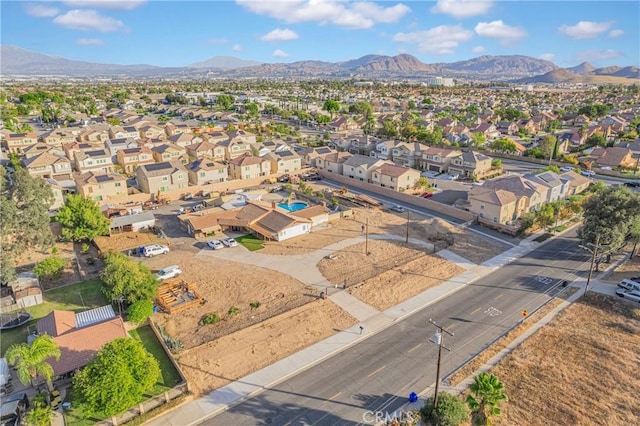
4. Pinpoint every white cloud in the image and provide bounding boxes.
[206,38,228,45]
[393,25,473,54]
[62,1,146,10]
[472,45,485,53]
[25,4,59,17]
[232,44,242,52]
[236,0,410,30]
[261,28,299,42]
[475,20,526,44]
[53,10,126,32]
[273,49,289,58]
[558,21,613,40]
[539,53,556,62]
[76,38,105,45]
[574,49,622,63]
[609,29,624,39]
[431,0,493,18]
